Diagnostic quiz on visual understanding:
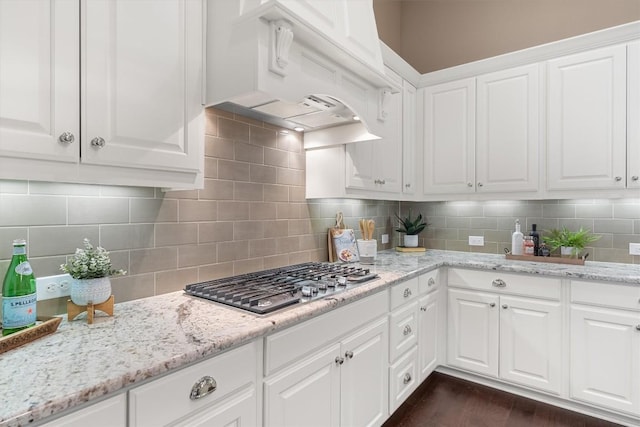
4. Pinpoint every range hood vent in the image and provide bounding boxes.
[206,0,400,148]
